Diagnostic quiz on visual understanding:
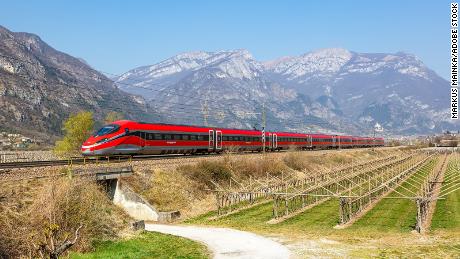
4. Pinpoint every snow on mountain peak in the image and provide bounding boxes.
[264,48,353,80]
[116,49,262,84]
